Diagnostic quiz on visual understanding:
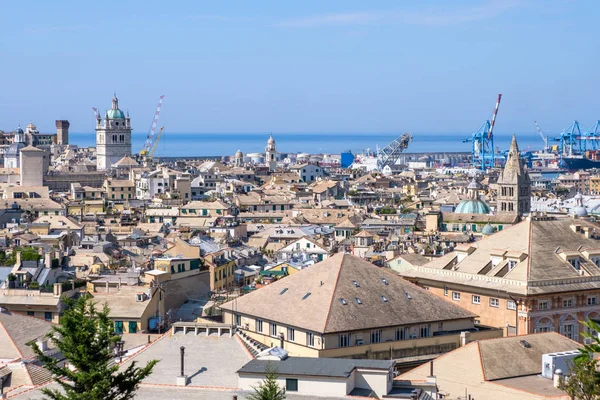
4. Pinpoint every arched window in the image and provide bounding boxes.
[112,135,117,143]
